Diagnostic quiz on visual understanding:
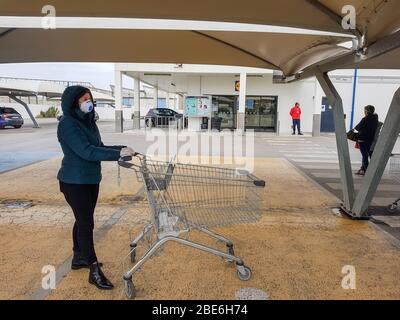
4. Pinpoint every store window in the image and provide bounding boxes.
[245,96,278,132]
